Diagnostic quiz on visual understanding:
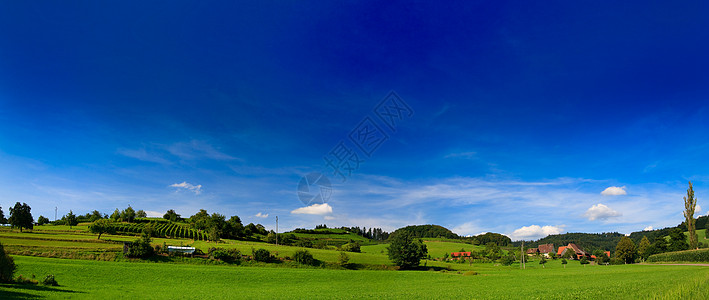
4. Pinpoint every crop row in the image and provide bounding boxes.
[110,222,209,241]
[647,248,709,262]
